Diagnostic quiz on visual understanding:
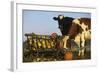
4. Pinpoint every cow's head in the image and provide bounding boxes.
[53,15,64,20]
[53,15,64,31]
[53,15,74,35]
